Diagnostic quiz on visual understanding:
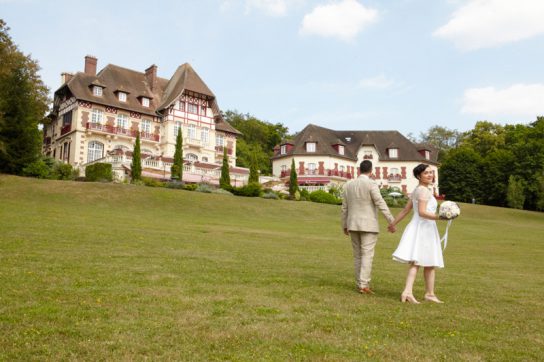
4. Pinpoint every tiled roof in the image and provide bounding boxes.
[158,63,214,110]
[59,64,168,117]
[272,124,438,164]
[53,60,241,135]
